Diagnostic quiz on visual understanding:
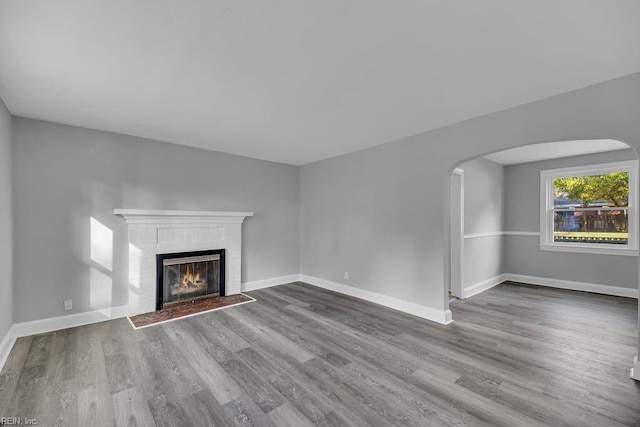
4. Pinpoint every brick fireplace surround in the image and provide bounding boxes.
[114,210,253,316]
